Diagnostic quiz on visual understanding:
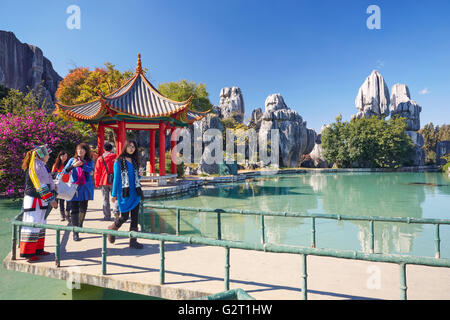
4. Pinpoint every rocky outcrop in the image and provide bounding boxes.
[217,86,245,122]
[0,31,62,103]
[406,131,426,166]
[436,141,450,166]
[389,84,425,166]
[264,94,289,113]
[353,70,390,119]
[258,94,316,168]
[352,71,426,167]
[390,84,422,131]
[248,107,262,130]
[194,114,225,175]
[309,125,329,168]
